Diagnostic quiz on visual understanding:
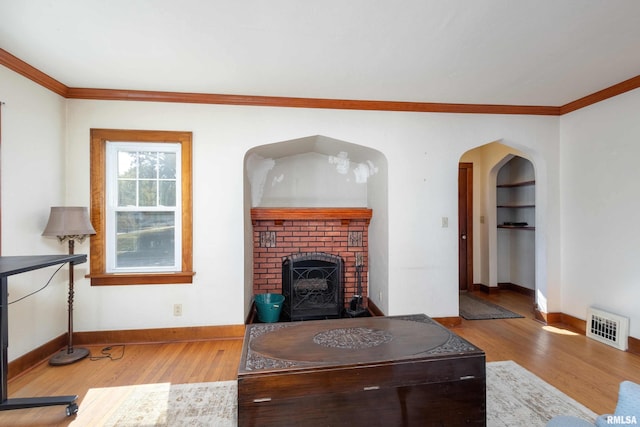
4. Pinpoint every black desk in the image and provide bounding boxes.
[1,255,87,416]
